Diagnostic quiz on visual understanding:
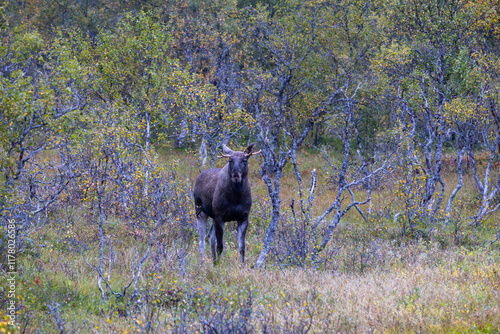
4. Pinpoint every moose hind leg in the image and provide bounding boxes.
[213,219,224,264]
[197,211,208,262]
[209,222,217,264]
[237,220,248,263]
